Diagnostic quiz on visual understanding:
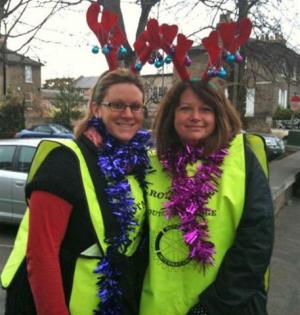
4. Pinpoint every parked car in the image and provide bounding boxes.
[0,138,43,224]
[254,133,286,161]
[15,123,74,139]
[277,119,300,130]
